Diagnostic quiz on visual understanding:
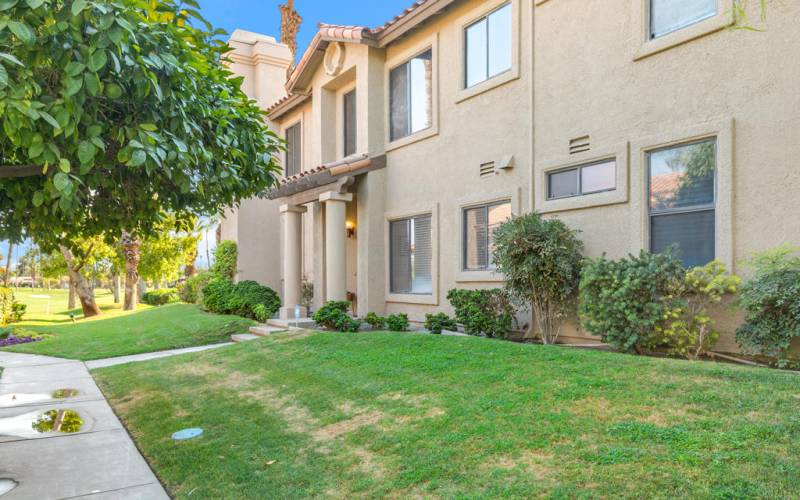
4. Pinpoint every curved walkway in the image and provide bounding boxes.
[0,352,169,500]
